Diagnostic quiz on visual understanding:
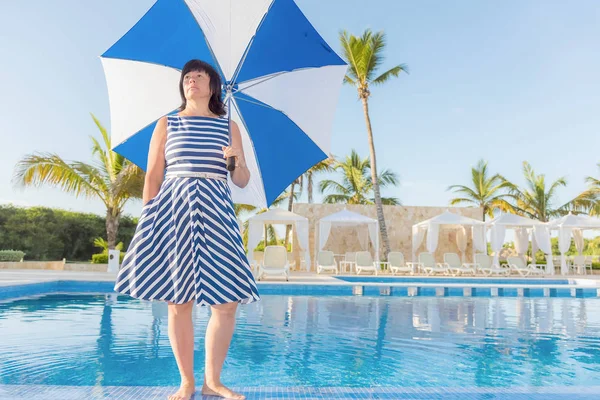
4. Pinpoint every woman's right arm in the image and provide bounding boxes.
[142,116,167,205]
